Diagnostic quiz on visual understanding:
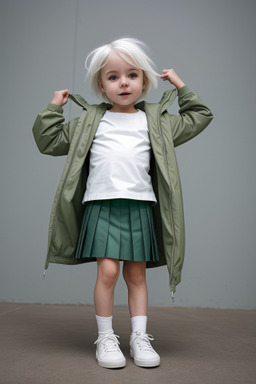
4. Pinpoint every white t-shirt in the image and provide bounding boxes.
[82,110,157,203]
